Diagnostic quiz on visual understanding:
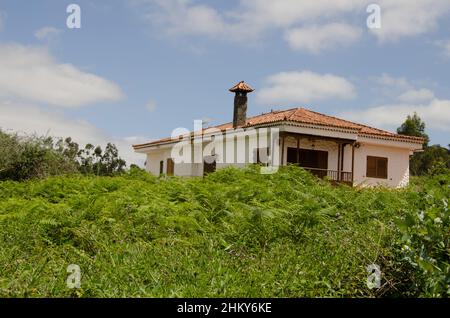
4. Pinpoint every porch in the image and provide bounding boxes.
[279,132,356,186]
